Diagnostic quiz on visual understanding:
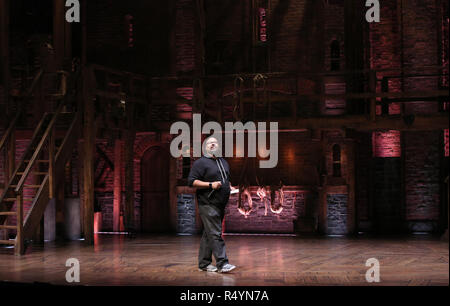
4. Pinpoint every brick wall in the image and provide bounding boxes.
[403,0,440,115]
[372,130,402,158]
[404,131,441,223]
[175,0,196,73]
[177,194,197,234]
[327,194,348,235]
[269,0,323,72]
[224,187,309,234]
